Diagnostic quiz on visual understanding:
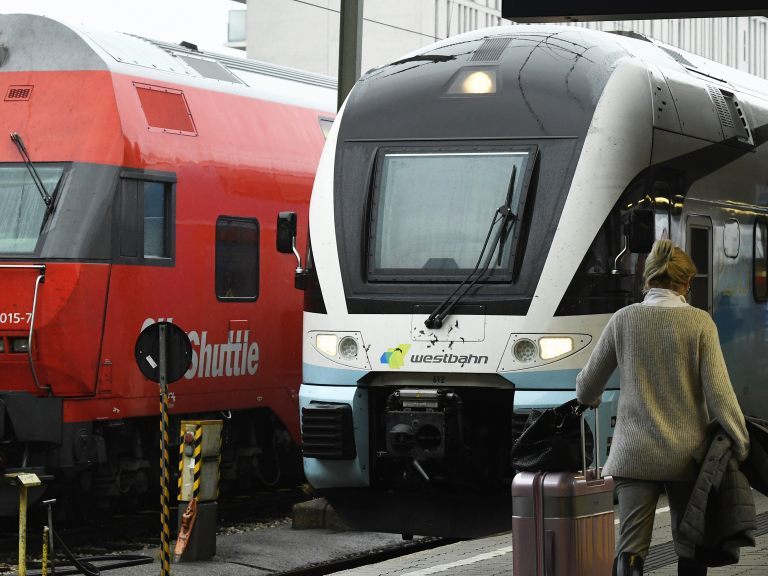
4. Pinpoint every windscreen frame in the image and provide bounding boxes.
[366,143,537,284]
[0,162,69,256]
